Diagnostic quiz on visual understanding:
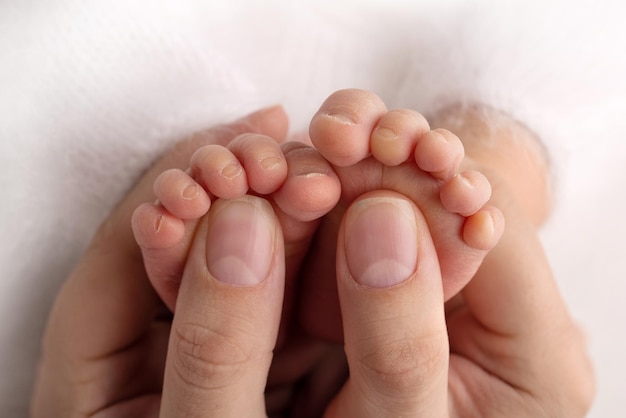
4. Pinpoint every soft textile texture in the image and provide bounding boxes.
[1,0,624,415]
